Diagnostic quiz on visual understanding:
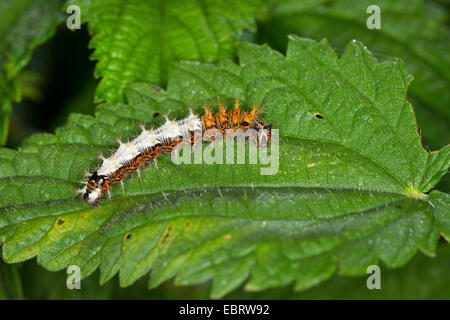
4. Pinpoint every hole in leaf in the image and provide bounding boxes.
[314,113,324,119]
[153,112,160,118]
[124,232,132,240]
